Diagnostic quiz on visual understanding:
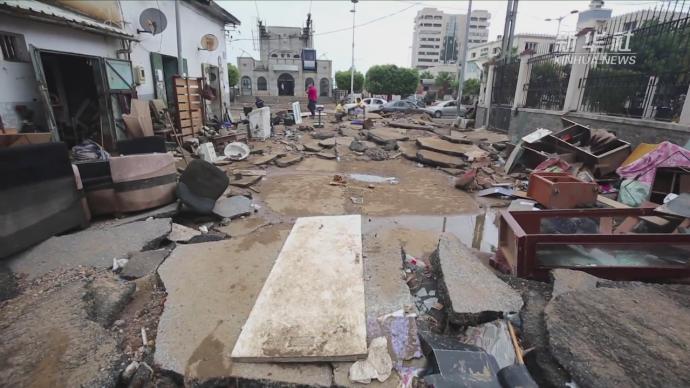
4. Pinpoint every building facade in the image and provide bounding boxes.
[237,17,332,98]
[465,34,557,79]
[411,7,490,70]
[0,0,238,149]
